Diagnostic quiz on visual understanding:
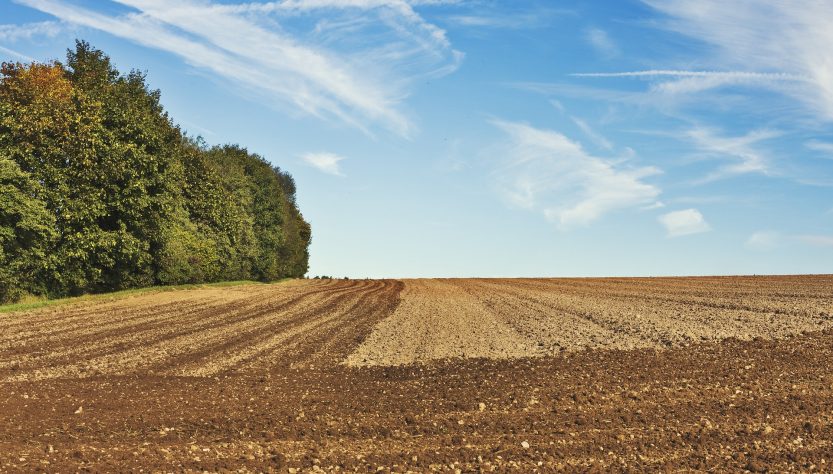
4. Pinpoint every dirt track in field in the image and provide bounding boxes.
[2,276,833,472]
